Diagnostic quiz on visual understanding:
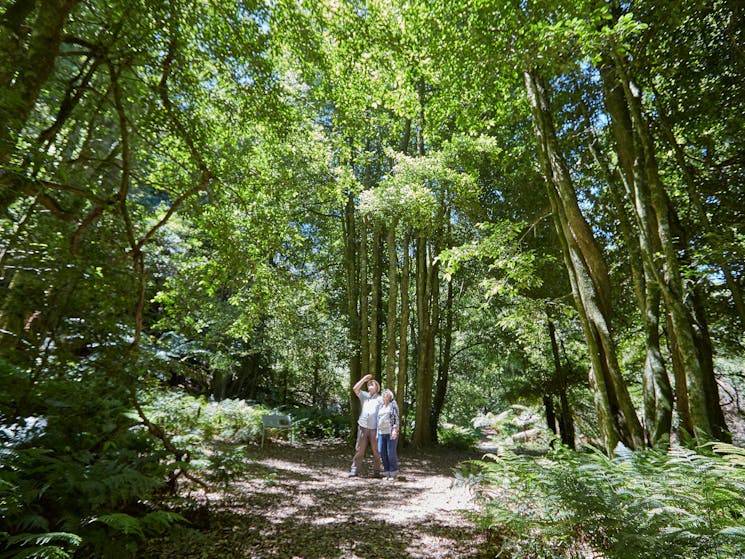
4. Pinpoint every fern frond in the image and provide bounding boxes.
[709,442,745,467]
[140,510,187,536]
[90,513,144,538]
[1,532,80,559]
[646,506,698,520]
[718,526,745,540]
[15,514,50,532]
[468,441,745,559]
[5,532,81,547]
[0,546,71,559]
